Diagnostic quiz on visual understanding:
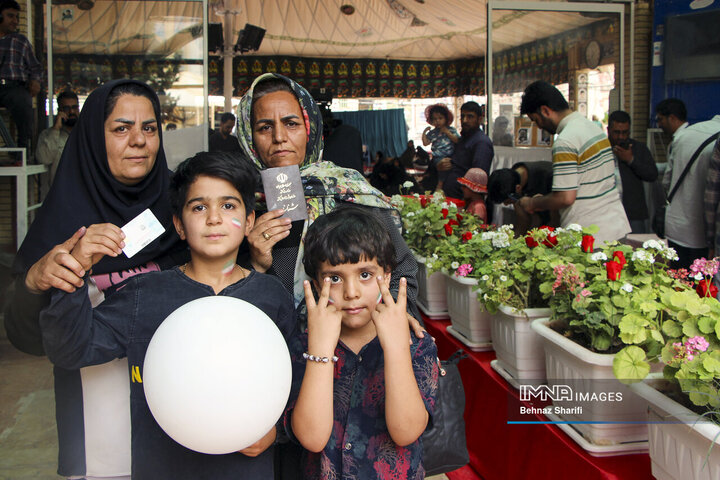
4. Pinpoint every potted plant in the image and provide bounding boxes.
[530,238,681,448]
[393,193,479,316]
[613,258,720,479]
[430,224,509,348]
[480,225,587,384]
